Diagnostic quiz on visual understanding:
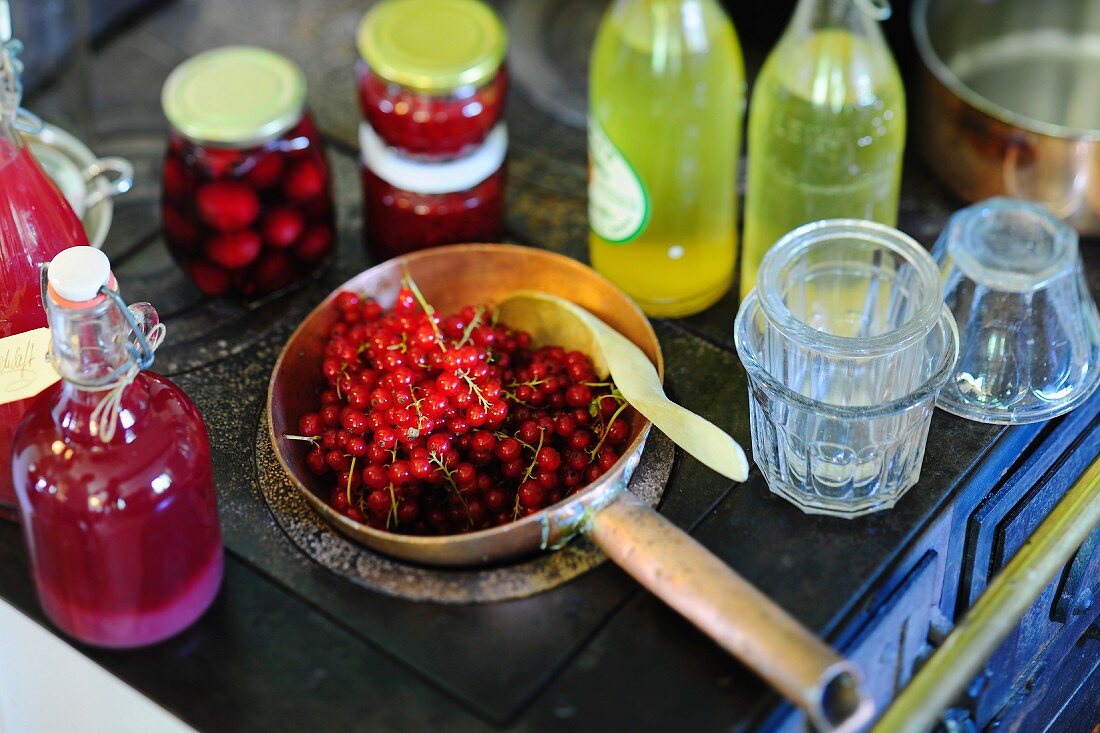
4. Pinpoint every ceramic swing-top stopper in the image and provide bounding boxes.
[48,246,112,303]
